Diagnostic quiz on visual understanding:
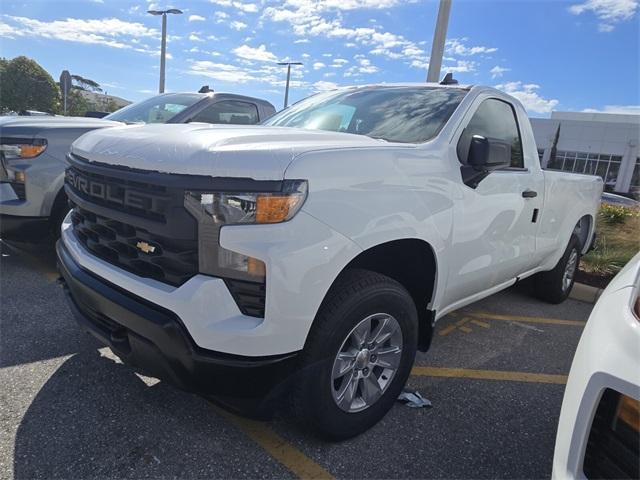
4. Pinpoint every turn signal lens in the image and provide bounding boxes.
[0,140,47,159]
[20,144,47,158]
[617,395,640,433]
[256,194,304,223]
